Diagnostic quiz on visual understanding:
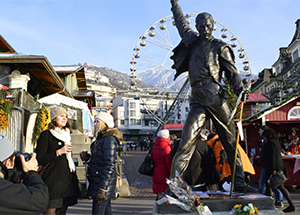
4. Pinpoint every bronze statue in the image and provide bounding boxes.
[170,0,256,192]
